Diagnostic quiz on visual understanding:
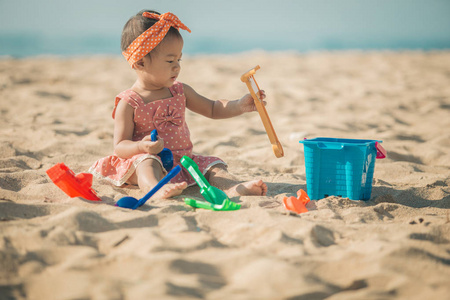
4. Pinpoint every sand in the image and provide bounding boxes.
[0,51,449,299]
